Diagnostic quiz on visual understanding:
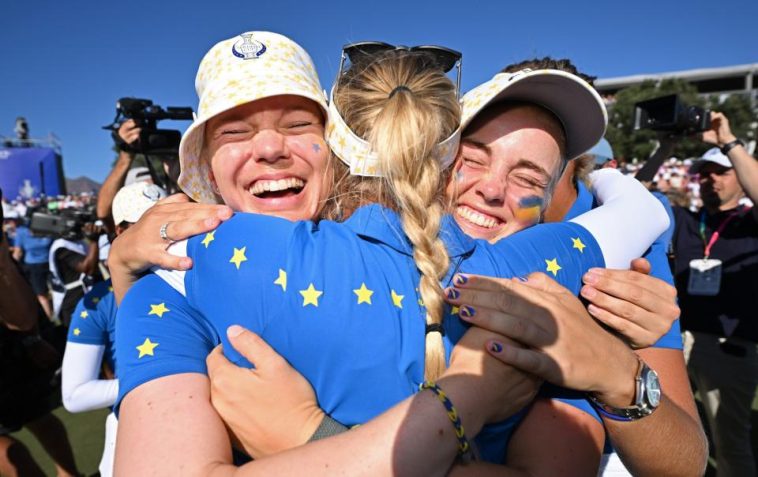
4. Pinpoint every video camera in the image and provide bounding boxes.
[103,97,193,154]
[29,207,102,241]
[634,94,711,135]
